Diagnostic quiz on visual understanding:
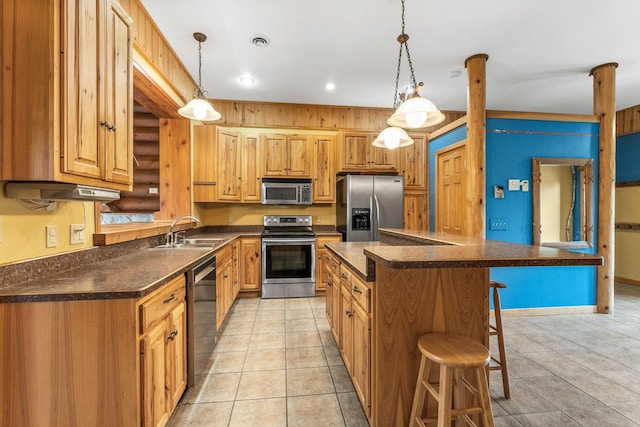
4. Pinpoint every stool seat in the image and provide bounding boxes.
[418,333,490,368]
[410,332,495,427]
